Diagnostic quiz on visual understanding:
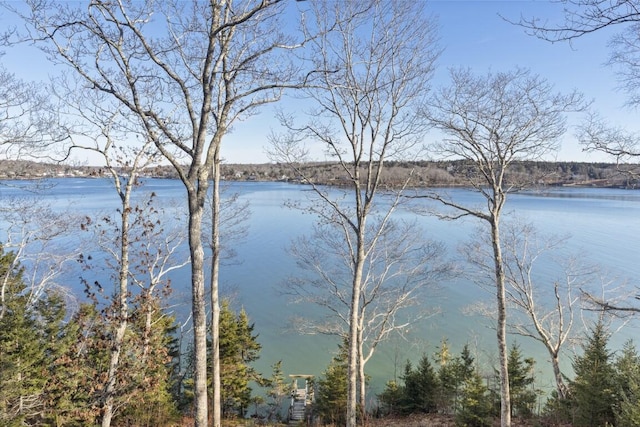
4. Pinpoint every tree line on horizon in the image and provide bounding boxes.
[1,159,638,190]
